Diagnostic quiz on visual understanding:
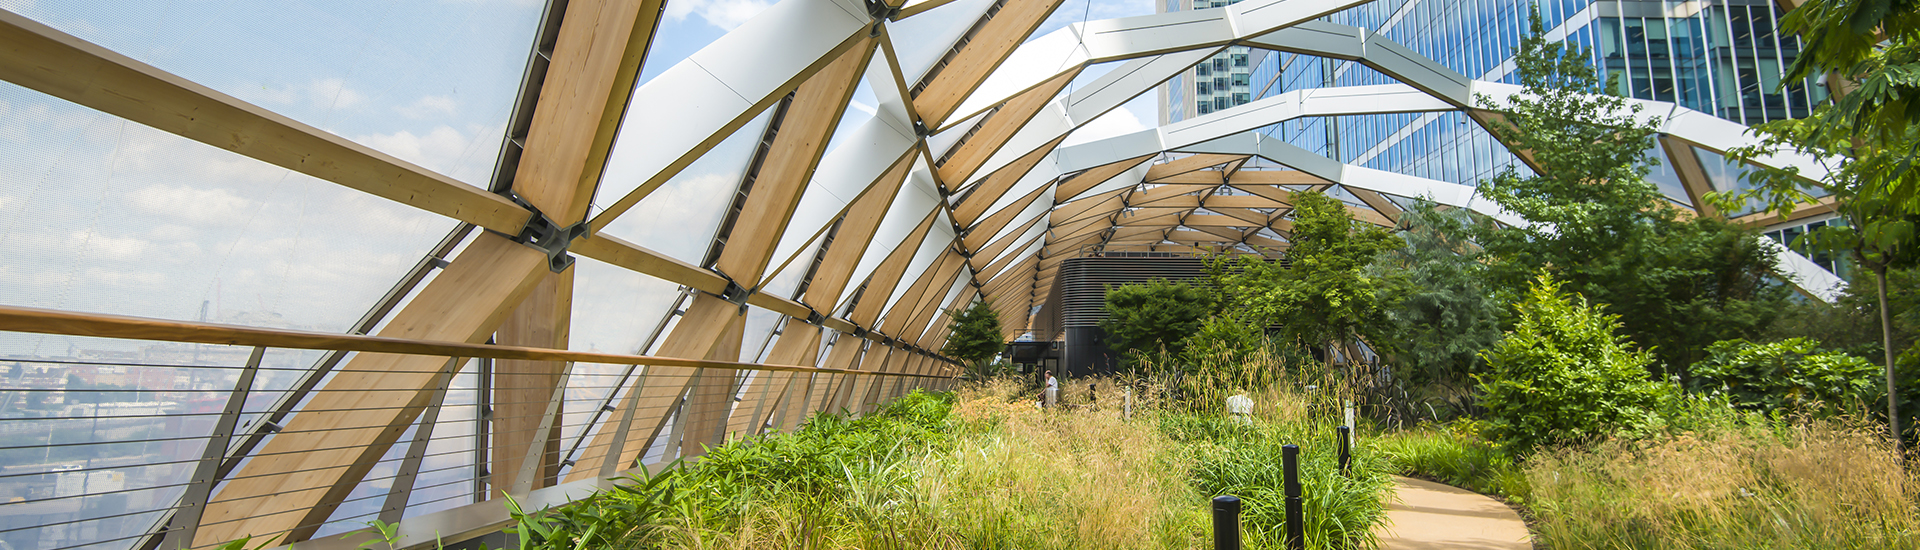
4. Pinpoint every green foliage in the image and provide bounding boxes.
[507,391,956,550]
[1476,9,1793,374]
[1690,338,1881,414]
[1208,191,1402,357]
[1371,200,1501,385]
[1101,278,1212,367]
[1776,0,1920,203]
[941,300,1005,363]
[1177,314,1267,370]
[1183,418,1392,550]
[1477,273,1668,453]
